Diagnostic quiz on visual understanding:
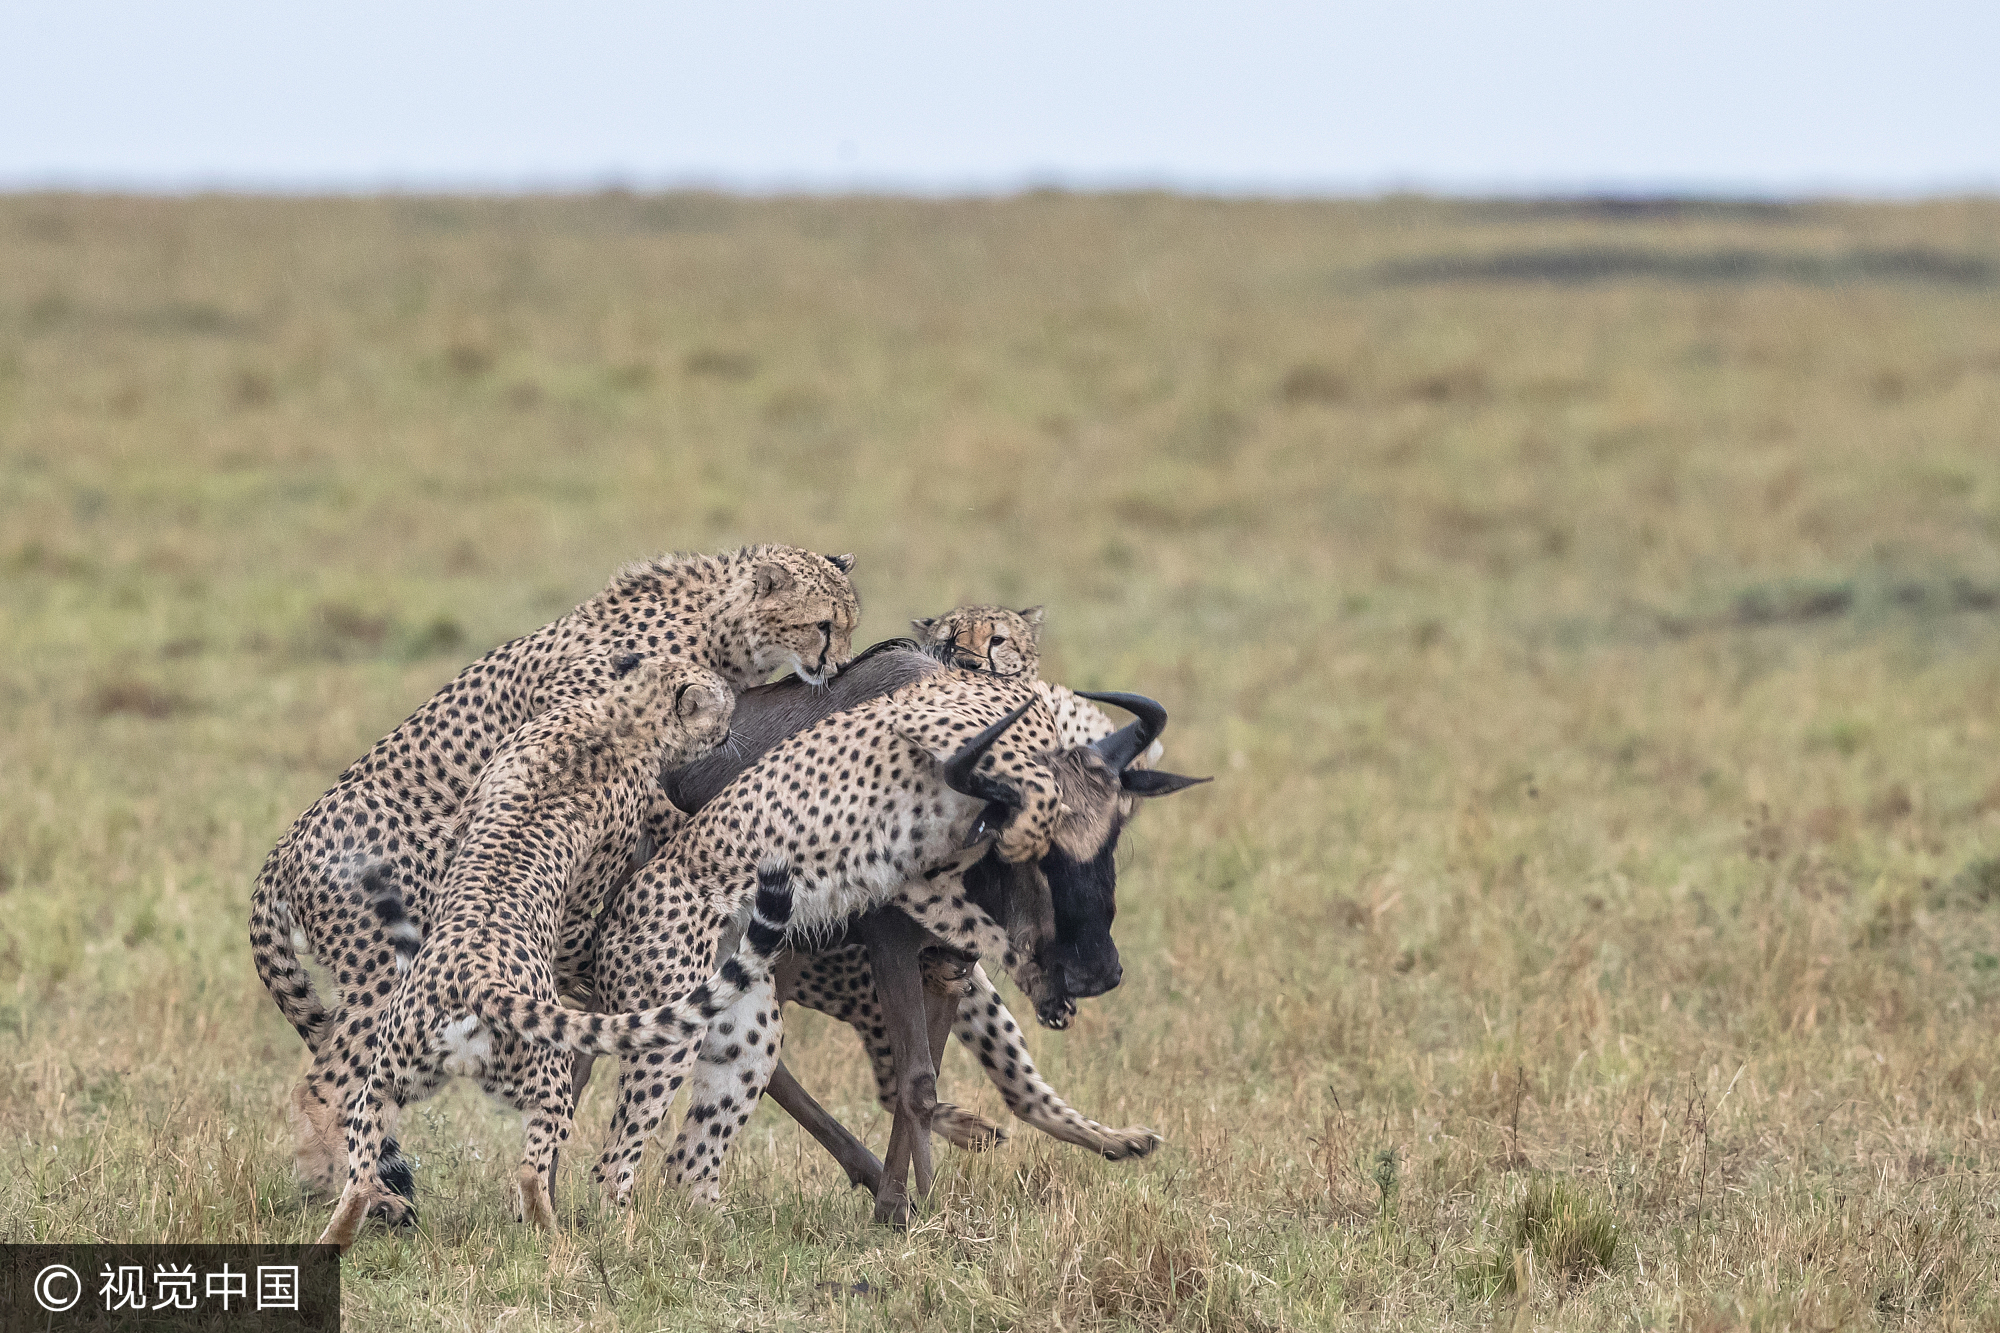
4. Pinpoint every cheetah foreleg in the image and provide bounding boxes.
[954,965,1161,1161]
[895,875,1062,1027]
